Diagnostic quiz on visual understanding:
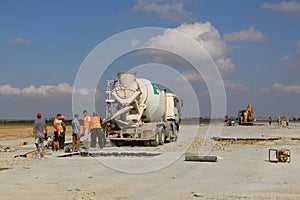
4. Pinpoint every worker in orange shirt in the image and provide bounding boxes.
[53,113,62,151]
[286,117,289,127]
[90,112,105,149]
[82,110,91,149]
